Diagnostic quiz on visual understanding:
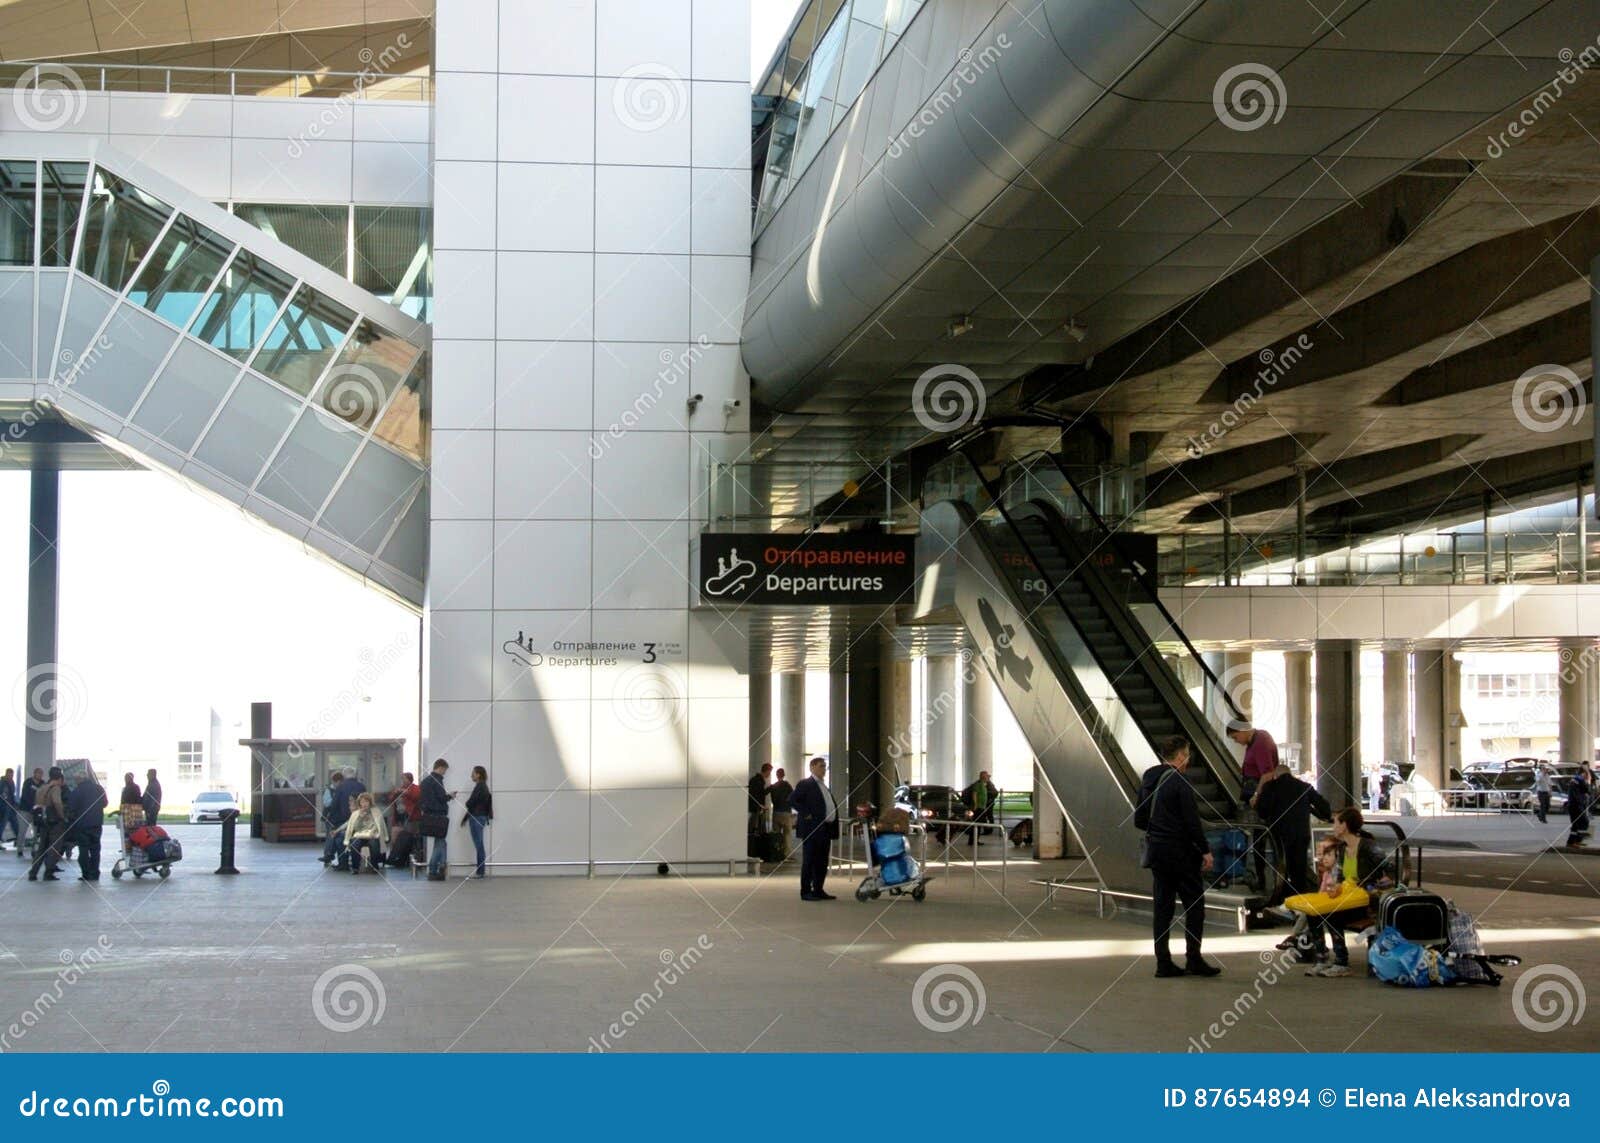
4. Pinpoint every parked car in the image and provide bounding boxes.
[893,784,974,840]
[189,790,240,823]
